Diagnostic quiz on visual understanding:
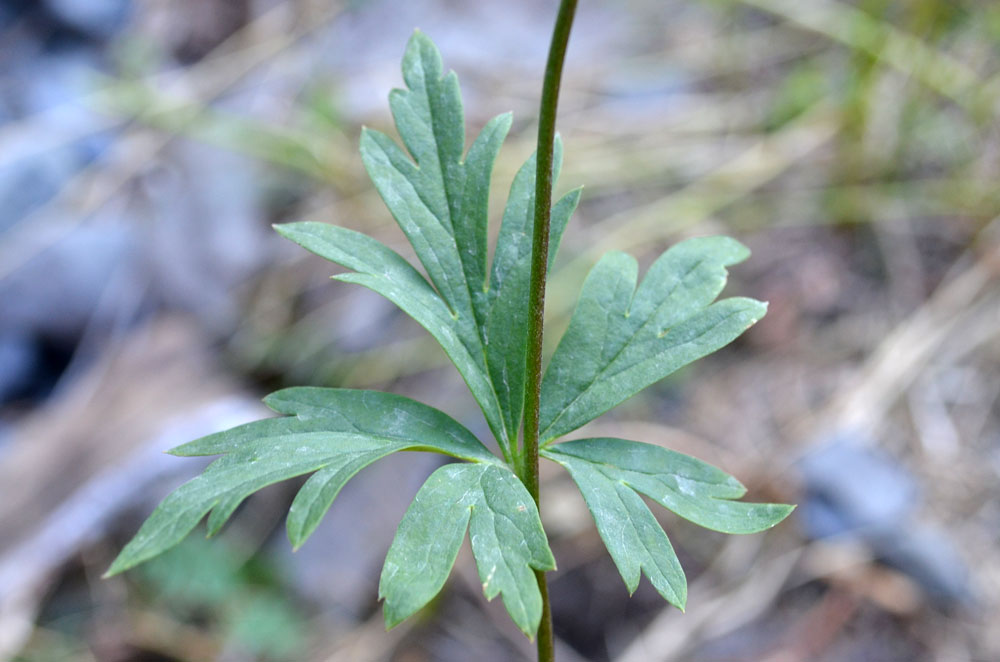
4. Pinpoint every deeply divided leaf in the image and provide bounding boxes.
[379,463,555,637]
[543,438,793,604]
[106,388,495,576]
[539,236,767,441]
